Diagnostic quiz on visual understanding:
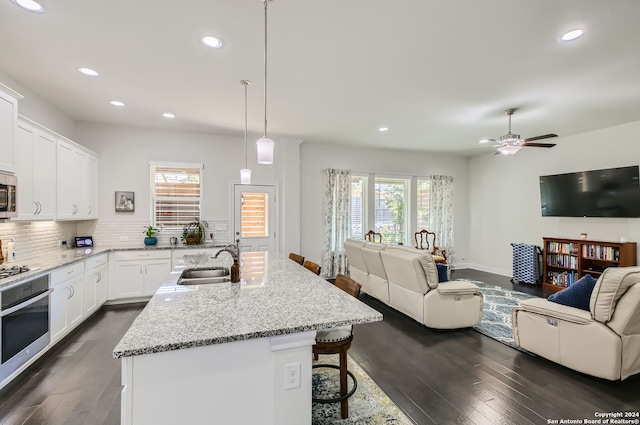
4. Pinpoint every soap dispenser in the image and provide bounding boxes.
[230,260,241,283]
[0,240,4,265]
